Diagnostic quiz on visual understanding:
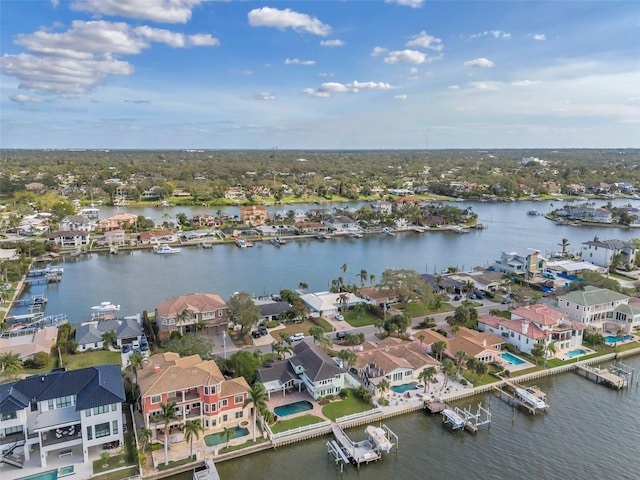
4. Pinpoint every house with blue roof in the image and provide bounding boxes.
[0,364,125,469]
